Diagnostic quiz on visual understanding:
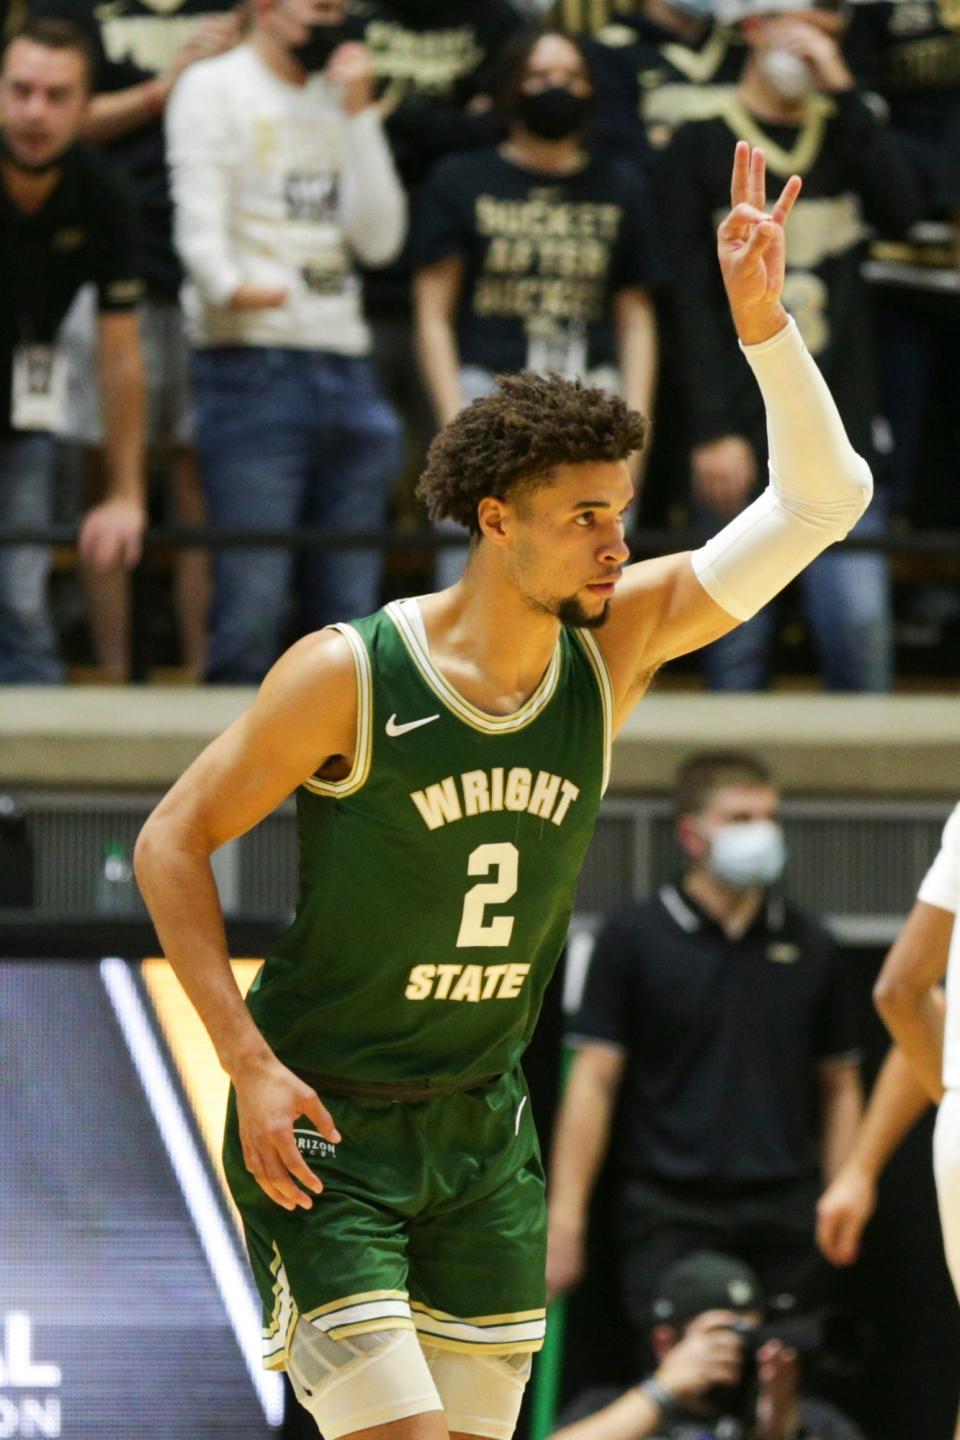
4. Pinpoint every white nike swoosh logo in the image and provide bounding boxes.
[385,712,440,737]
